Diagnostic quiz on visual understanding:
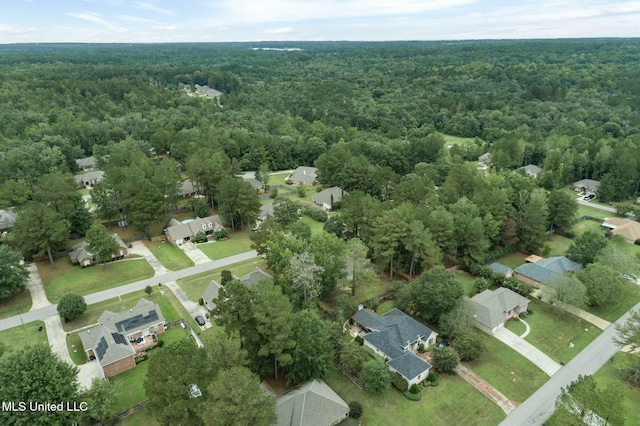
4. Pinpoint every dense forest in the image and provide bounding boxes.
[1,39,640,273]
